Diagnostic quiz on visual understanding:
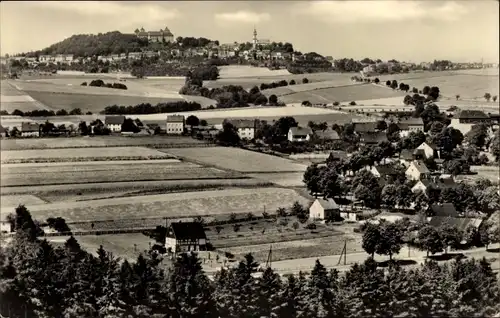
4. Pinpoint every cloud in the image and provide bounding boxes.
[292,1,468,24]
[30,1,179,26]
[215,10,270,24]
